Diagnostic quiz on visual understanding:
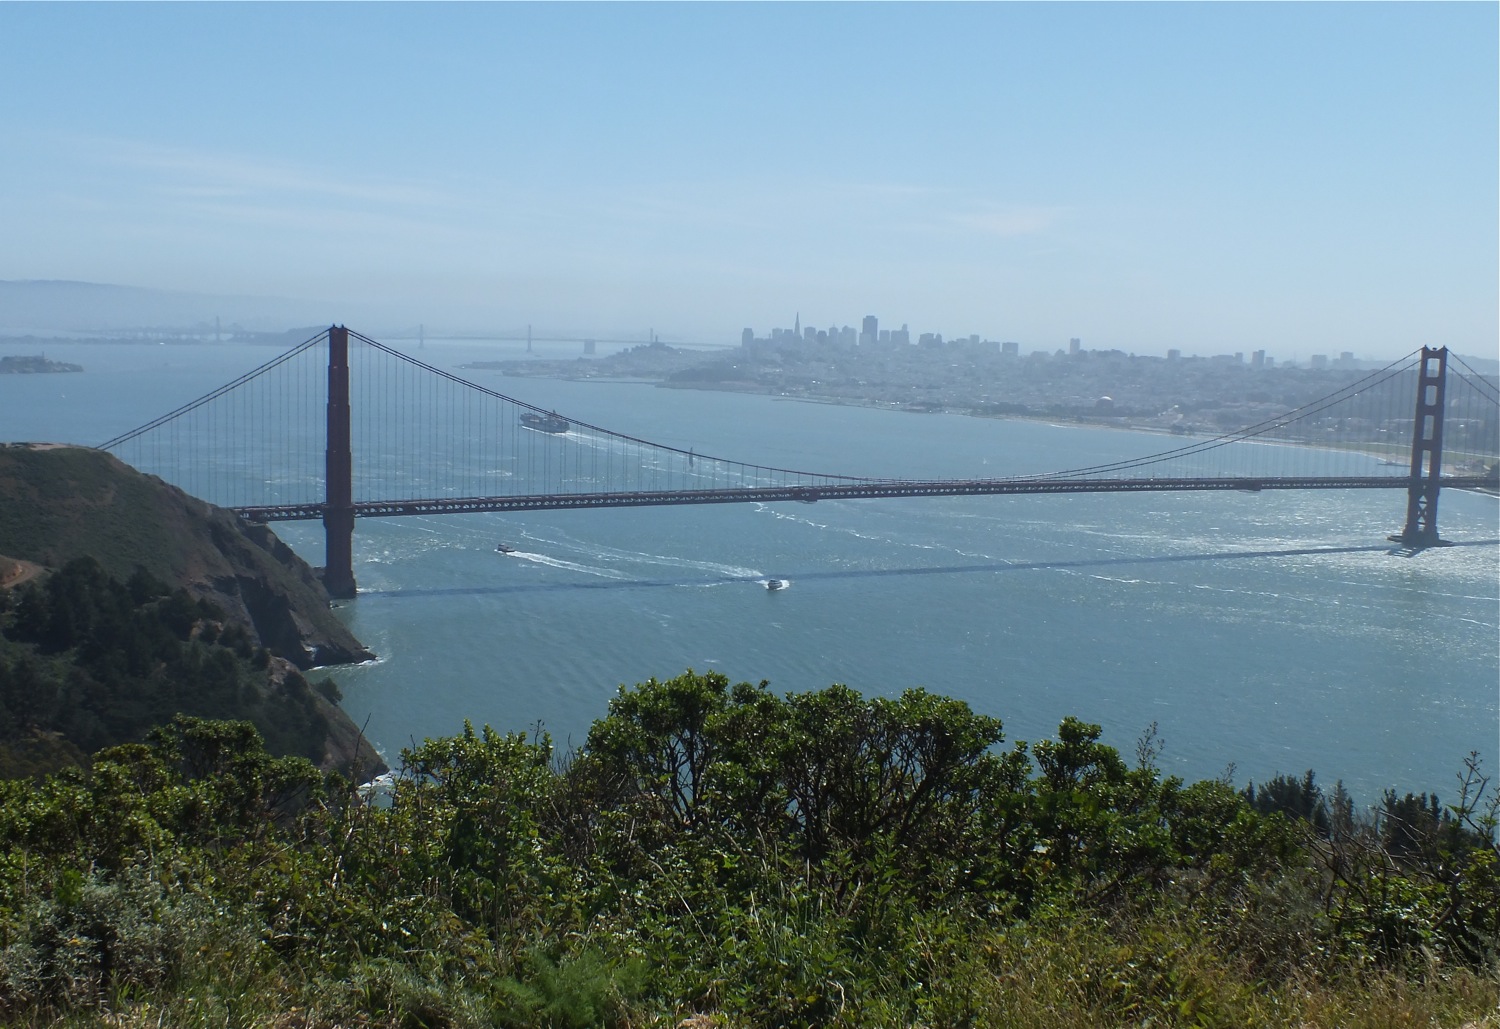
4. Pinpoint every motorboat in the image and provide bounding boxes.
[496,543,516,554]
[765,578,788,591]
